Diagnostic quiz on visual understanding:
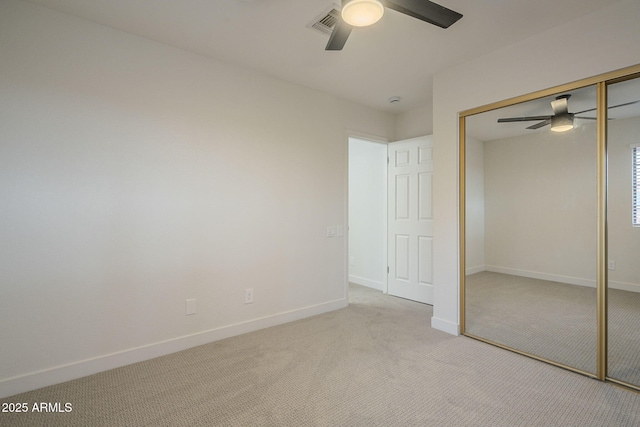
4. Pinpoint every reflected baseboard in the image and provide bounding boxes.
[465,265,486,275]
[468,265,640,293]
[485,265,594,287]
